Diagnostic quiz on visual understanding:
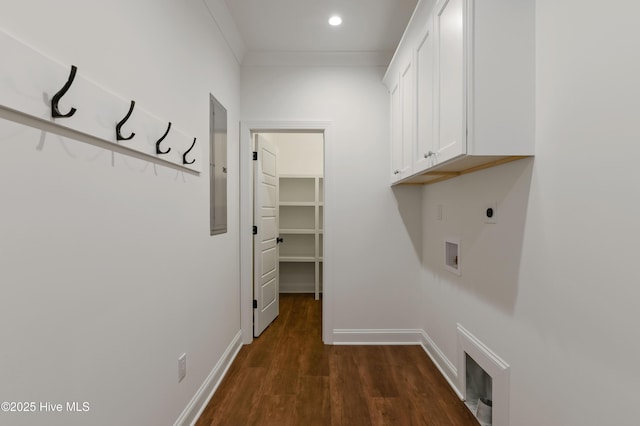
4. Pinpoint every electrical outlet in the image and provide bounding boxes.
[484,202,497,224]
[178,353,187,383]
